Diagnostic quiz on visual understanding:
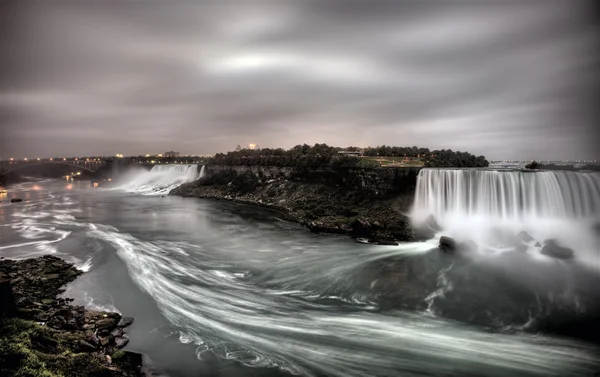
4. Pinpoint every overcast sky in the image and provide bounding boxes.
[1,1,598,160]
